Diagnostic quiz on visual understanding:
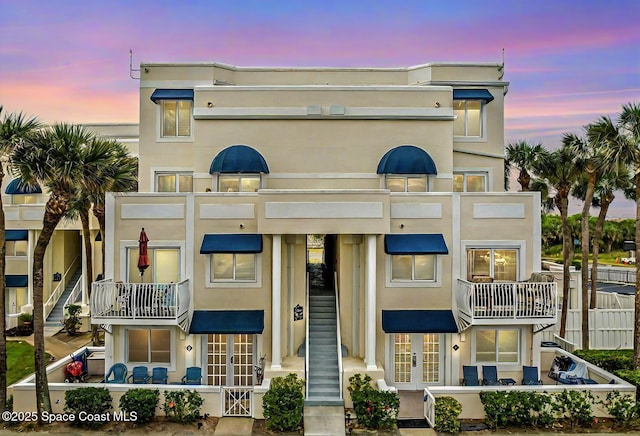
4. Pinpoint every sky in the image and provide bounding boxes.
[1,0,639,216]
